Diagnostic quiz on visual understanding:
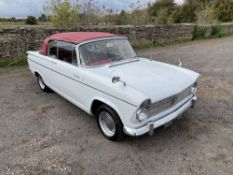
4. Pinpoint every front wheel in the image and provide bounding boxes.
[97,105,125,141]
